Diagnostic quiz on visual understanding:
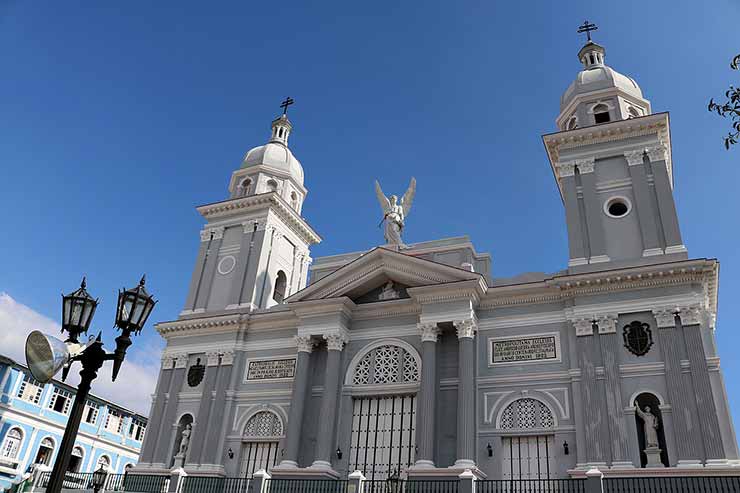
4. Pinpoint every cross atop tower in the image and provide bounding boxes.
[577,20,598,42]
[280,97,295,115]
